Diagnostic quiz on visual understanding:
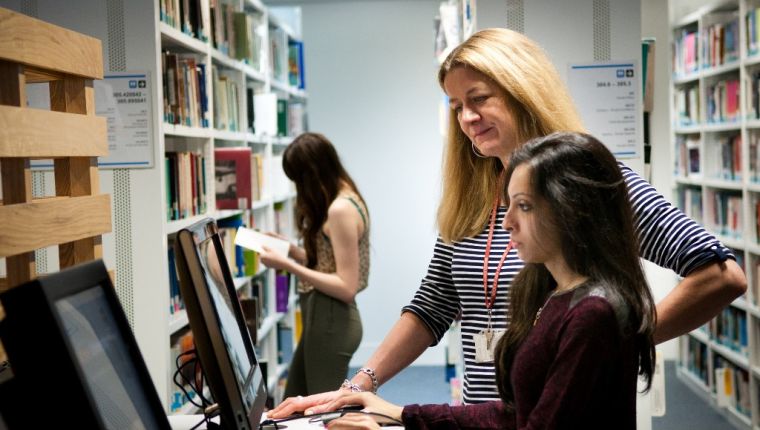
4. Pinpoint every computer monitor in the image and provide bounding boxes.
[0,259,172,429]
[173,218,266,430]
